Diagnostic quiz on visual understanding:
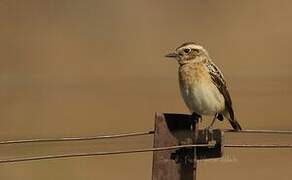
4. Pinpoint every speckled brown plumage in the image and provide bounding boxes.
[166,42,242,130]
